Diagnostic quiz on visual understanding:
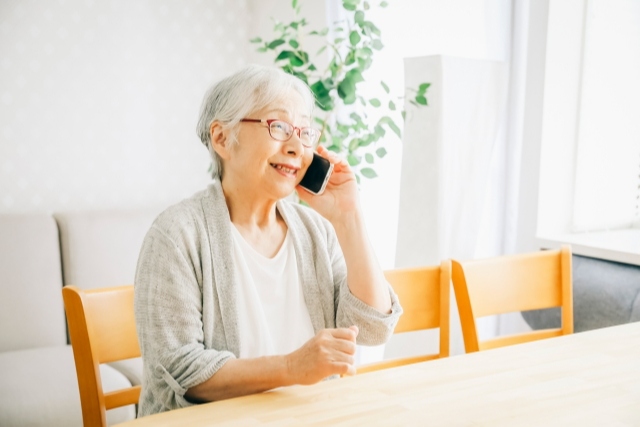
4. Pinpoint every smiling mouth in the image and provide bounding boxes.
[271,163,299,176]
